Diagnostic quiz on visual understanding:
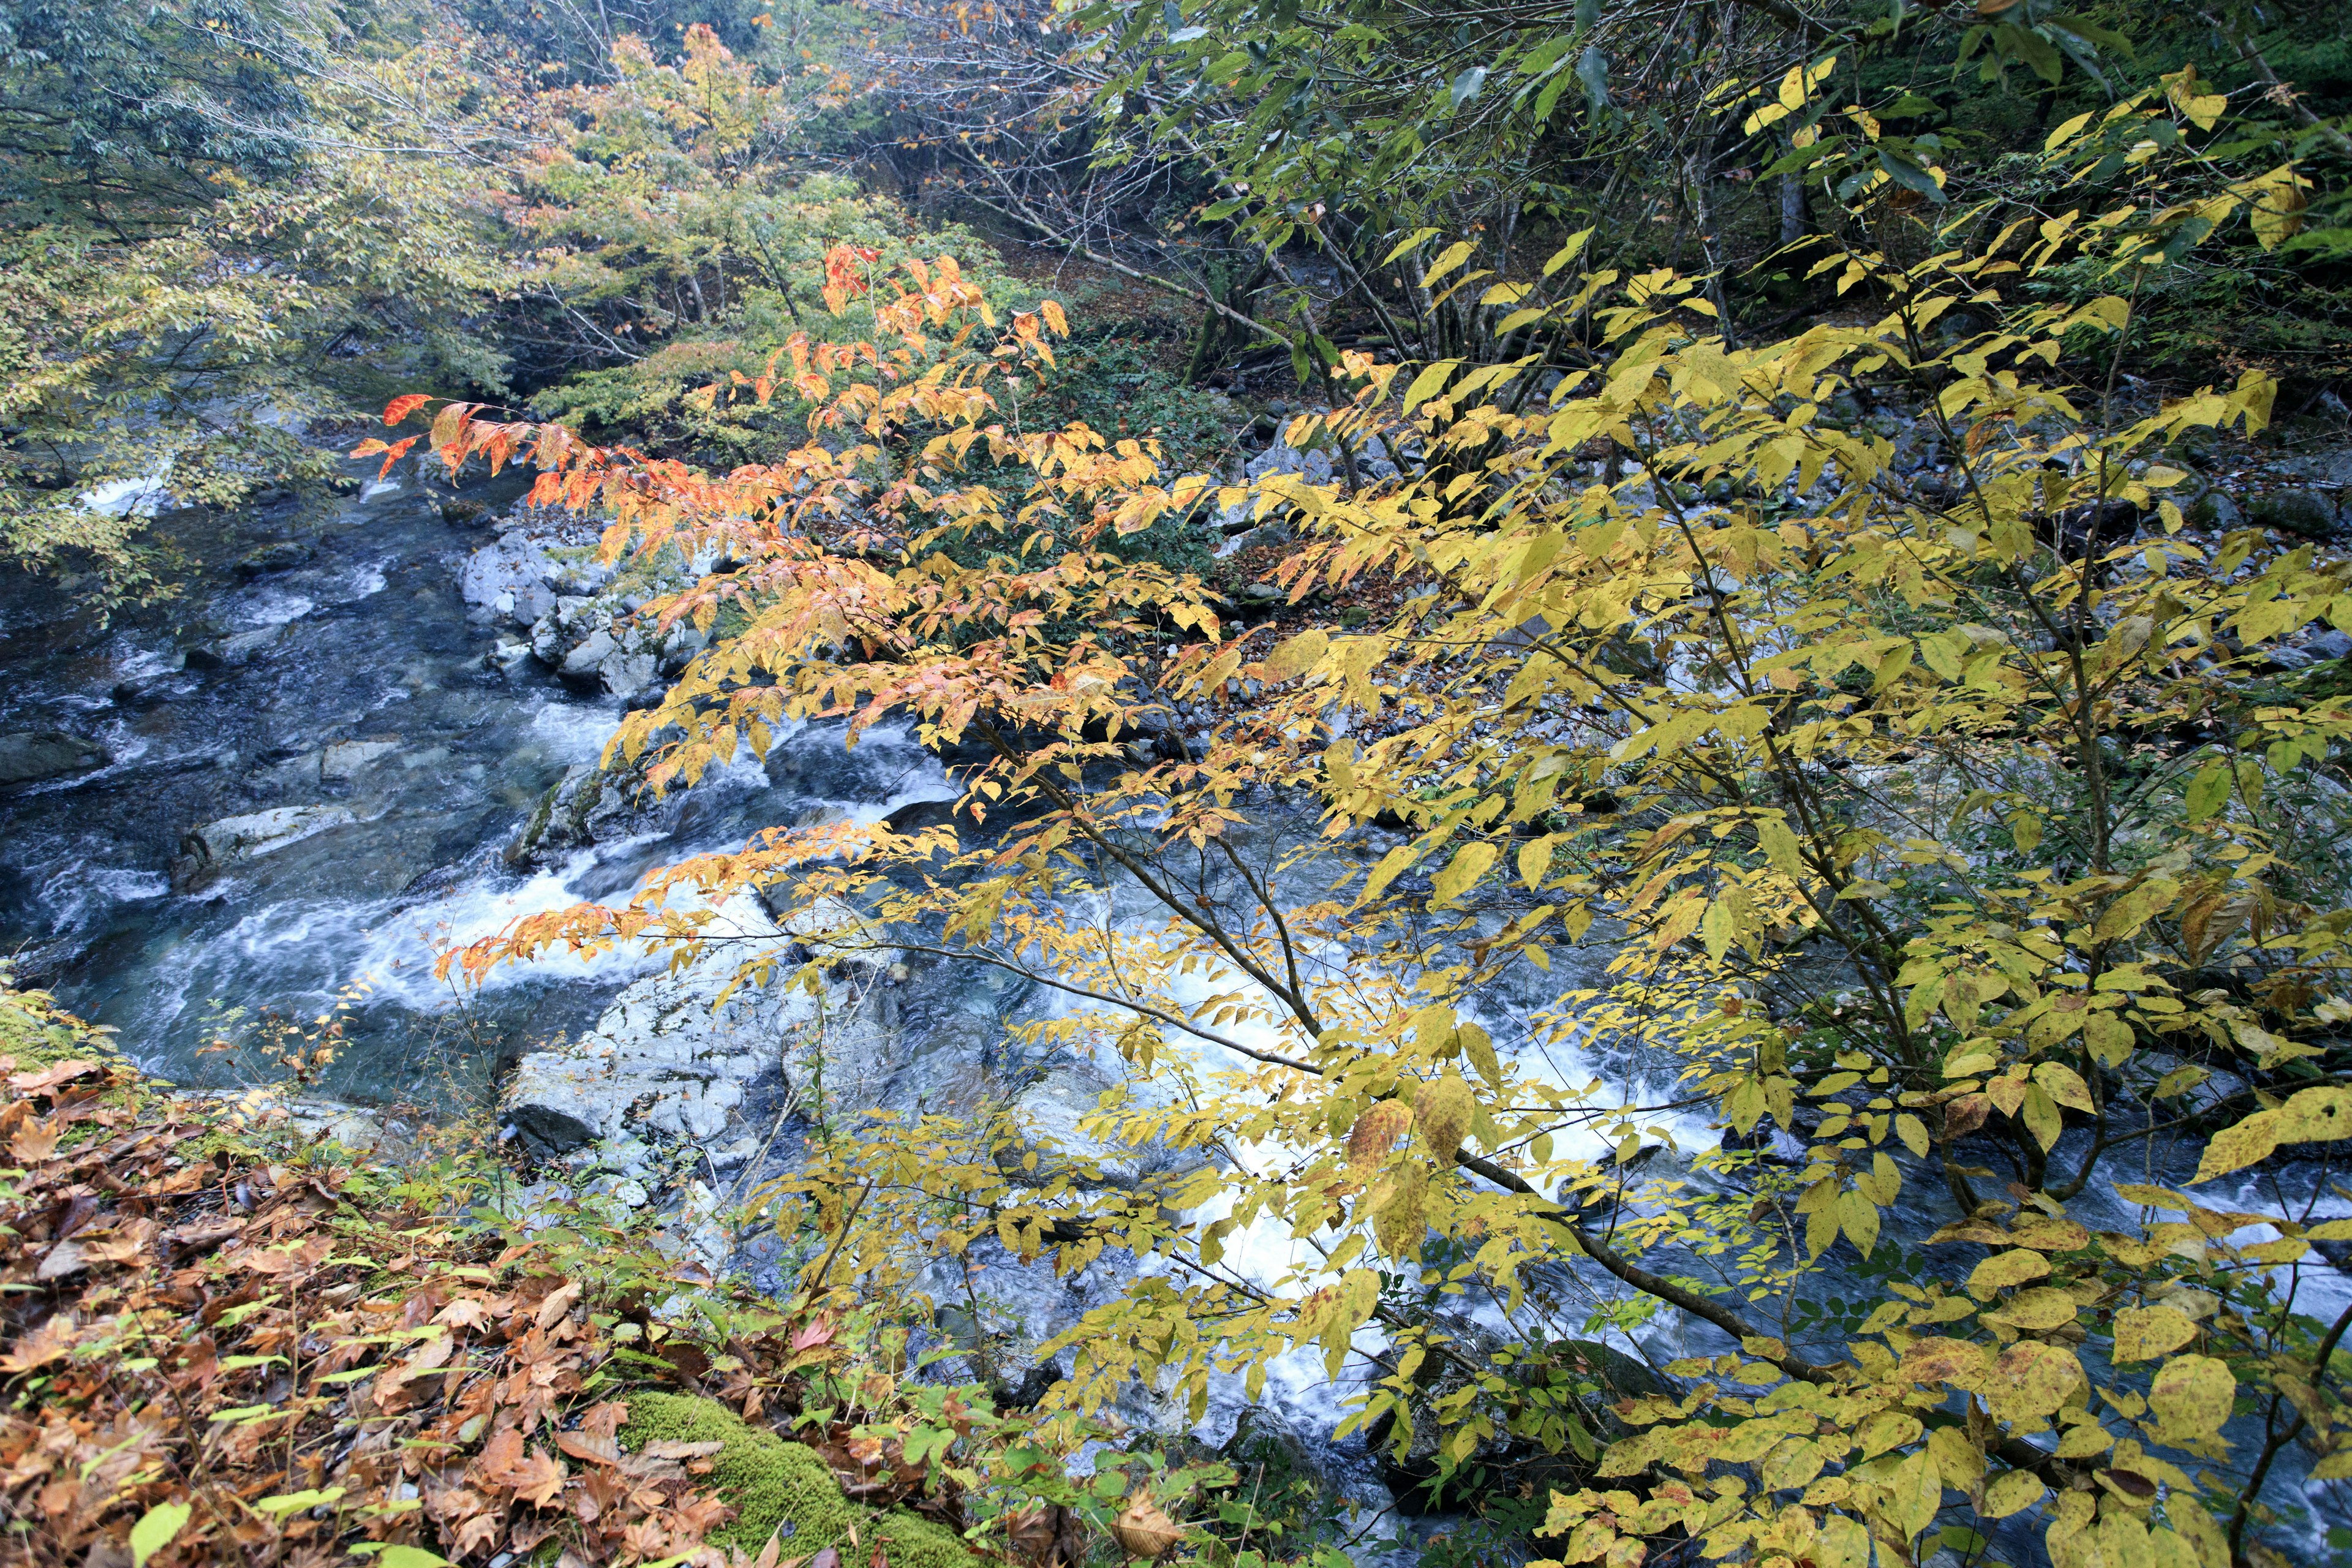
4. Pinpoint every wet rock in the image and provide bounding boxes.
[170,804,356,891]
[882,796,963,835]
[320,739,399,780]
[441,499,489,527]
[111,672,184,707]
[499,897,797,1153]
[0,730,108,786]
[186,626,285,669]
[505,760,650,867]
[2251,488,2340,540]
[234,540,313,578]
